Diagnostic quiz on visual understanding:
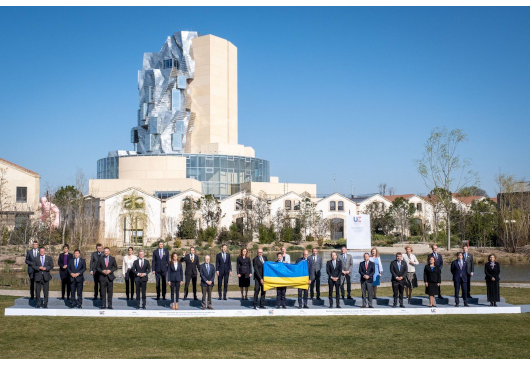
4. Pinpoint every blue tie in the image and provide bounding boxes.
[398,262,401,271]
[75,259,78,269]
